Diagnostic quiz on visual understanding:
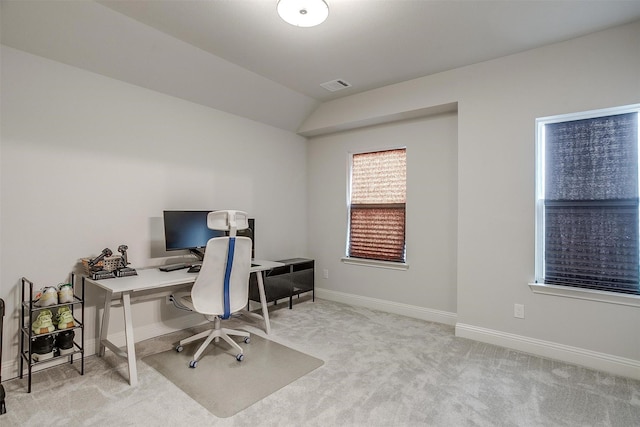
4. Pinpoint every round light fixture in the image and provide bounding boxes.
[277,0,329,28]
